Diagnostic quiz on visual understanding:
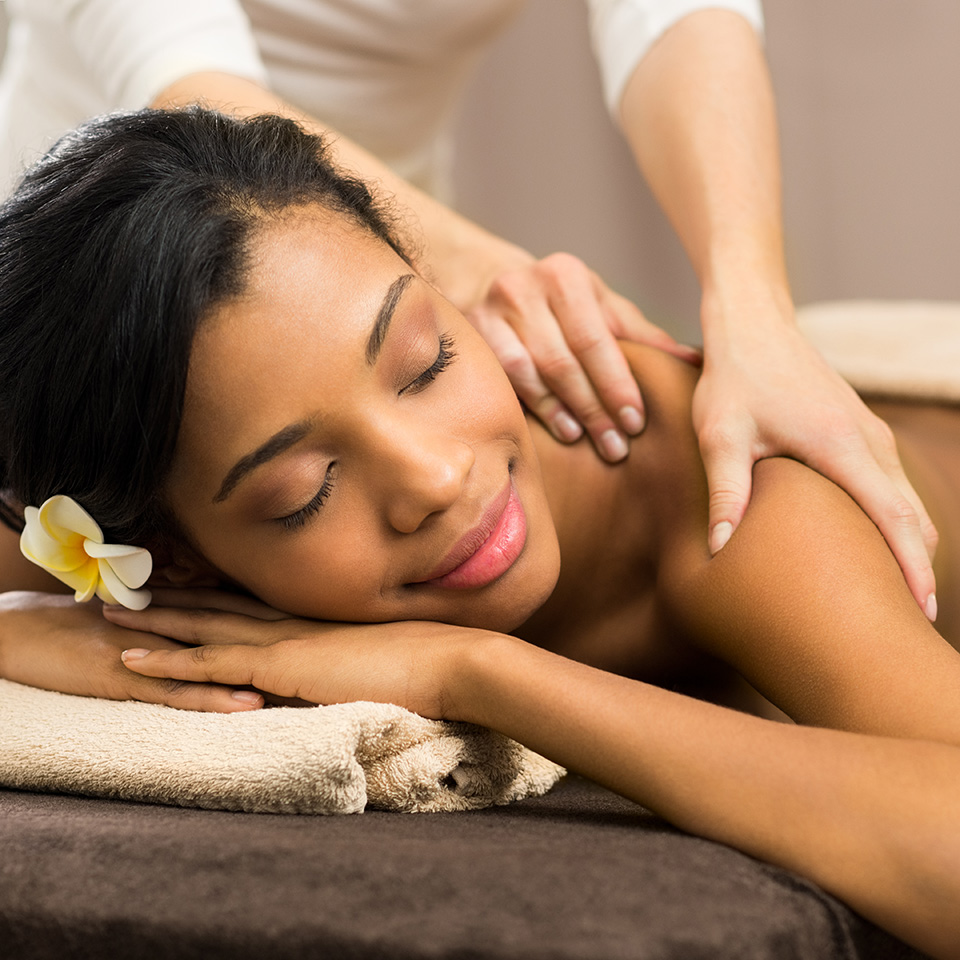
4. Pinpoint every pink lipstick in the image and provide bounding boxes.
[420,482,527,590]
